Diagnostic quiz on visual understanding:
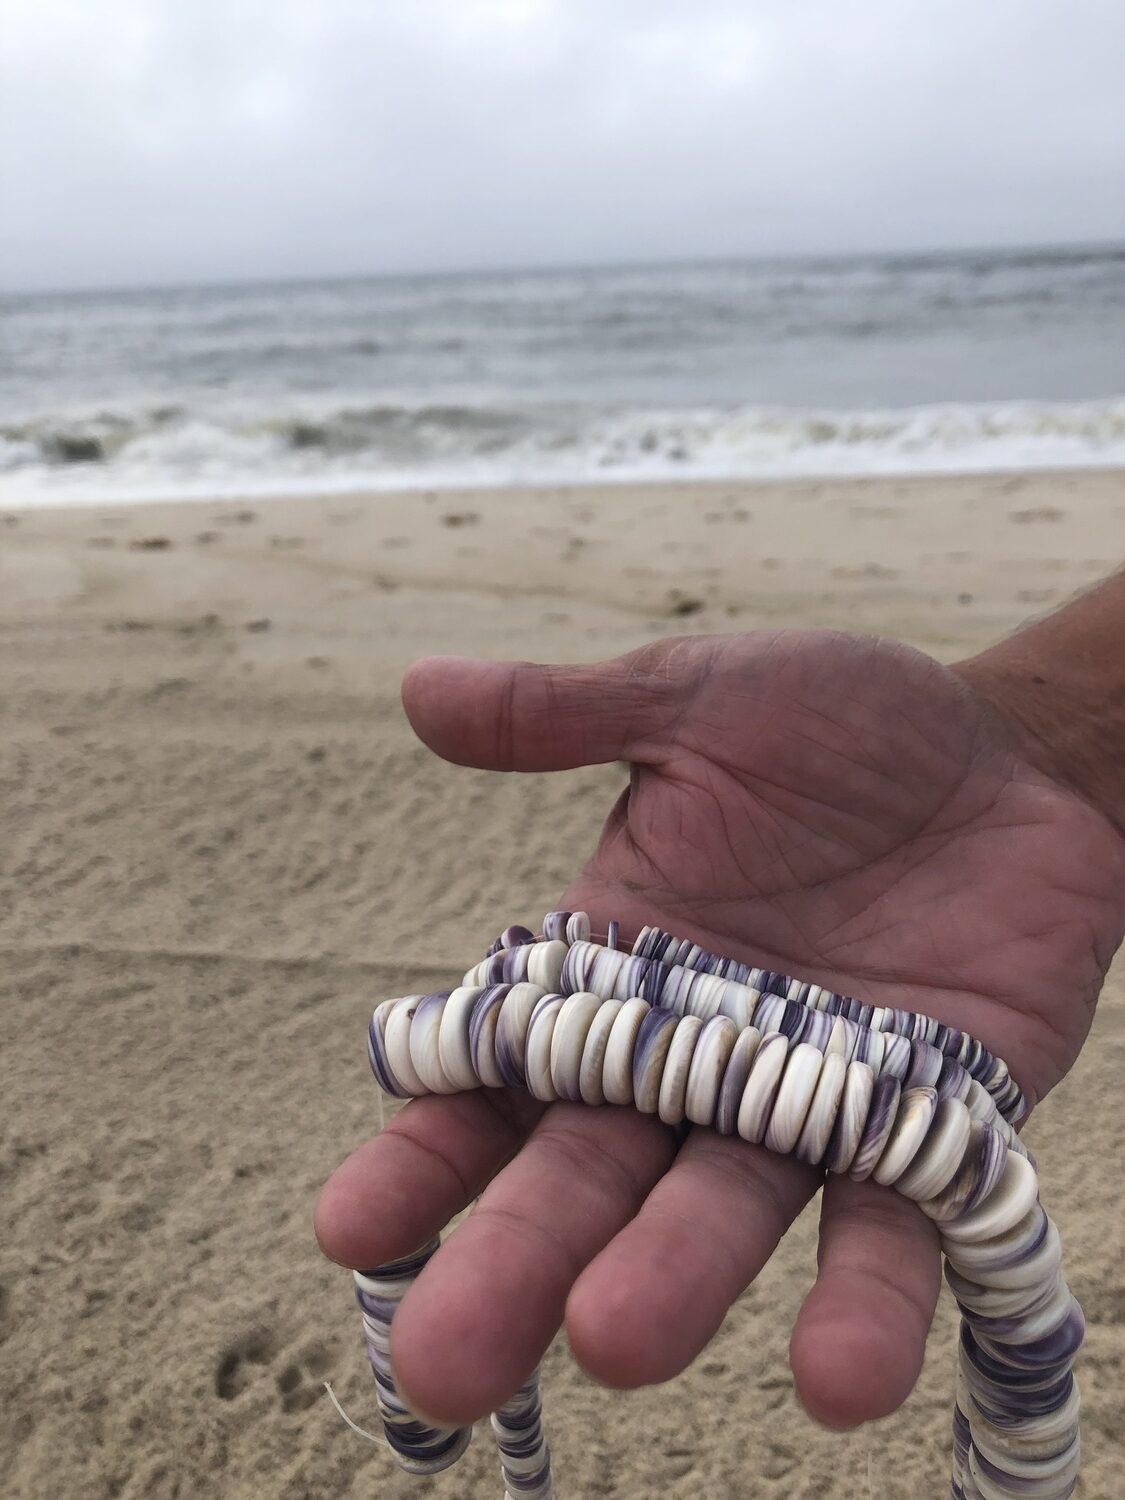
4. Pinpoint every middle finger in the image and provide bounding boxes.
[566,1130,821,1387]
[392,1101,678,1424]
